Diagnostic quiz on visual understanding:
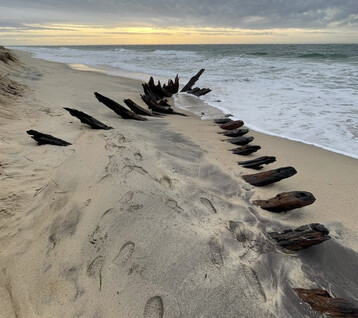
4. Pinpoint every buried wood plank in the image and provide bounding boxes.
[253,191,316,212]
[64,107,112,130]
[94,92,147,121]
[181,69,205,92]
[224,136,254,146]
[218,128,249,137]
[123,99,162,117]
[238,156,276,170]
[214,118,232,124]
[231,145,261,155]
[242,166,297,186]
[27,130,71,146]
[268,223,330,251]
[163,74,179,94]
[295,288,358,317]
[220,120,244,130]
